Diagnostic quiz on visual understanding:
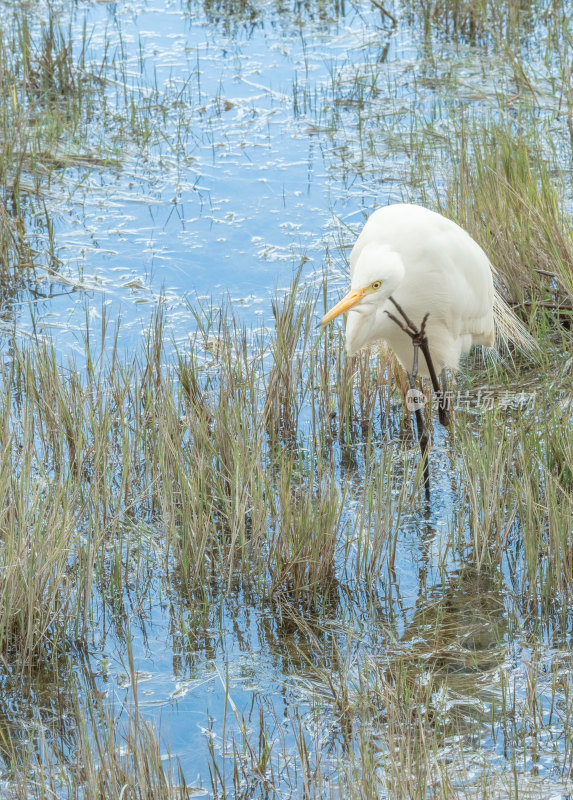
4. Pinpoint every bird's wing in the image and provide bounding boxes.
[349,204,494,340]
